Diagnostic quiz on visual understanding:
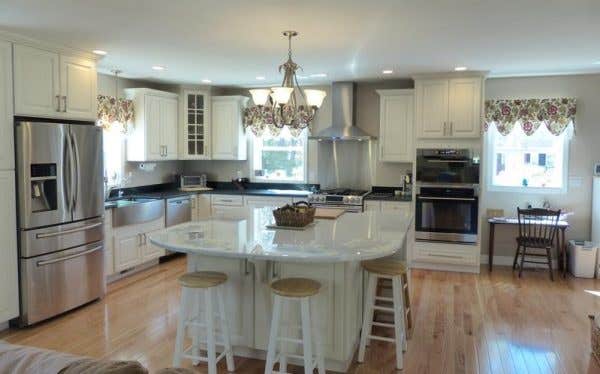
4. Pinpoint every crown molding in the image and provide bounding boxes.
[0,29,99,61]
[411,71,489,80]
